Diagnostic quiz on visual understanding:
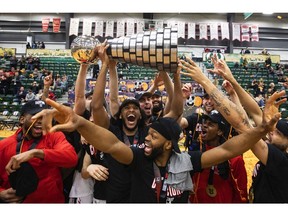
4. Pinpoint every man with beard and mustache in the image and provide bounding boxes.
[151,90,165,121]
[32,87,282,203]
[135,91,153,124]
[0,100,78,203]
